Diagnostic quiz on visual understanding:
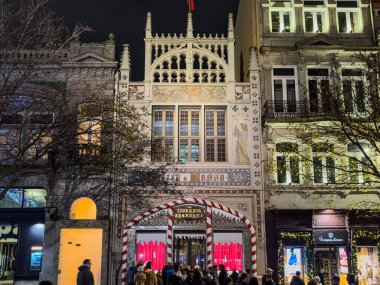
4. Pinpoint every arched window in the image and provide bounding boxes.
[70,197,96,220]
